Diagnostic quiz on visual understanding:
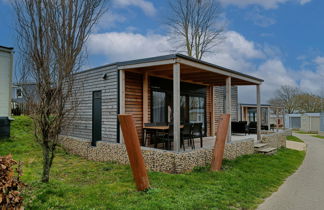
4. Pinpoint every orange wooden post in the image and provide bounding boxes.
[211,114,230,171]
[118,114,150,191]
